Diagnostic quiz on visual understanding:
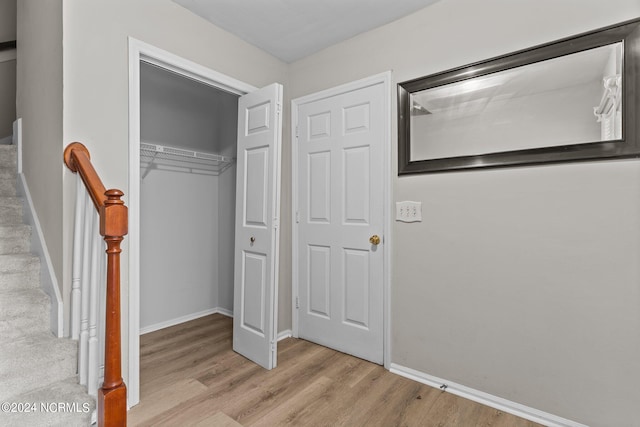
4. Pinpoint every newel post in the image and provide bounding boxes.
[98,189,128,427]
